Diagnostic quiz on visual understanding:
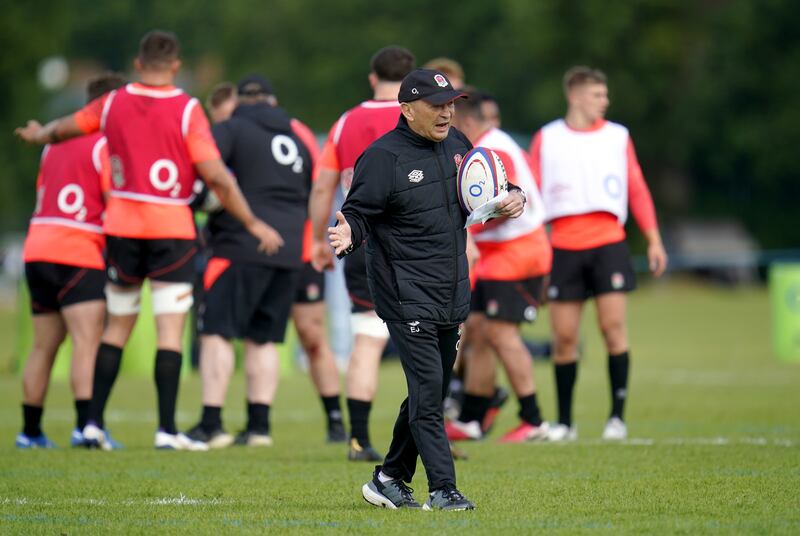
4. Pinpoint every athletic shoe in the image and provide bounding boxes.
[327,420,347,443]
[602,417,628,440]
[547,423,578,442]
[348,438,382,461]
[234,430,273,447]
[70,428,84,447]
[499,421,551,443]
[423,487,476,511]
[82,423,123,450]
[15,432,56,449]
[481,386,509,434]
[361,466,421,509]
[445,419,483,442]
[185,424,234,449]
[155,430,209,451]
